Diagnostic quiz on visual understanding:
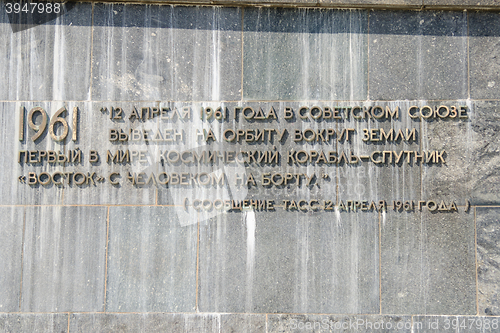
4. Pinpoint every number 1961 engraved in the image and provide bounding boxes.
[6,2,61,14]
[19,106,78,142]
